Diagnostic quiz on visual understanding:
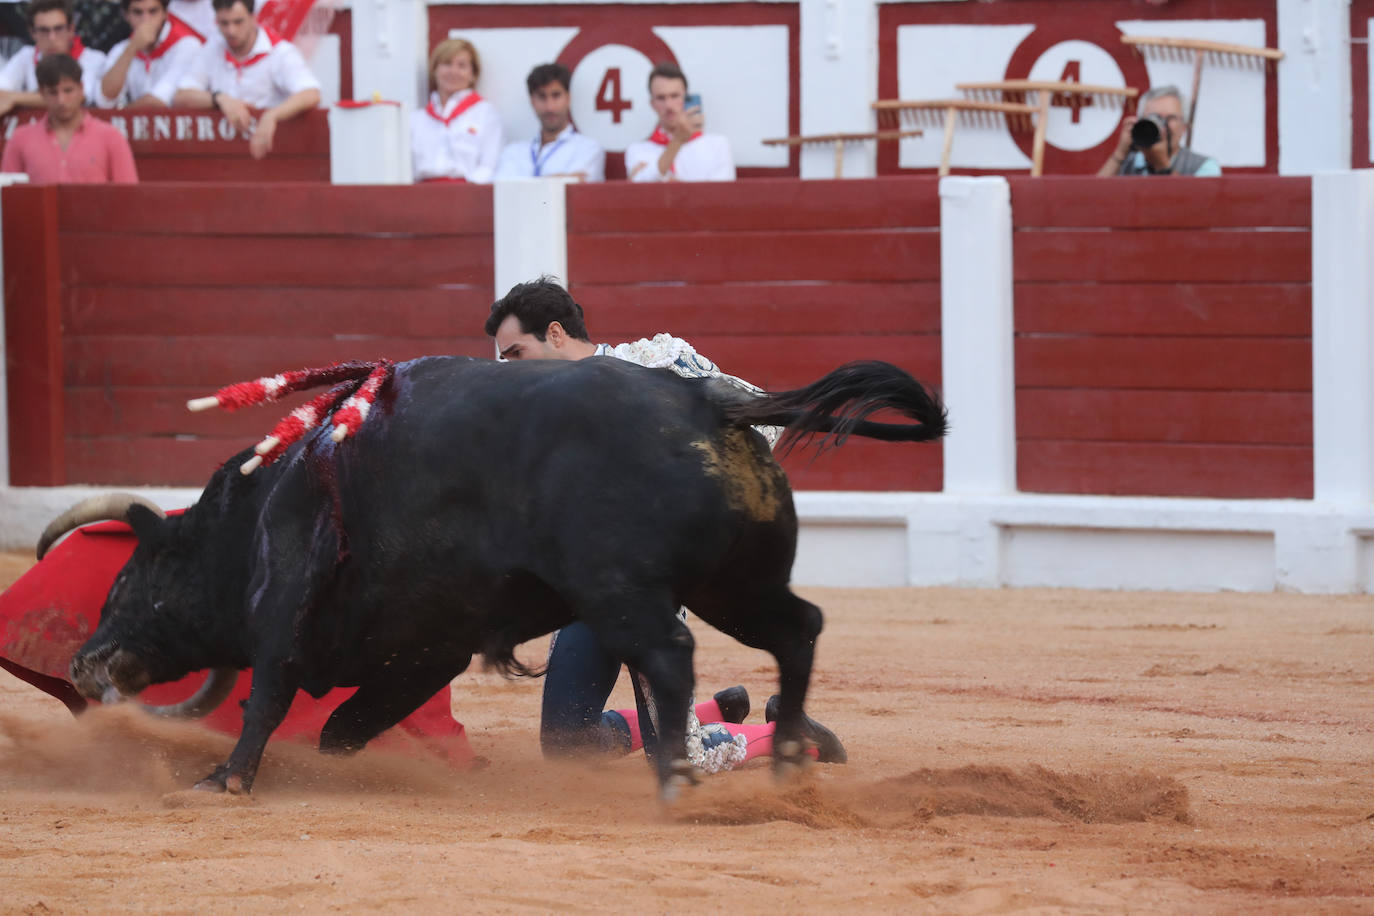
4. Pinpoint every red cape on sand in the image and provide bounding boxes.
[0,518,473,767]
